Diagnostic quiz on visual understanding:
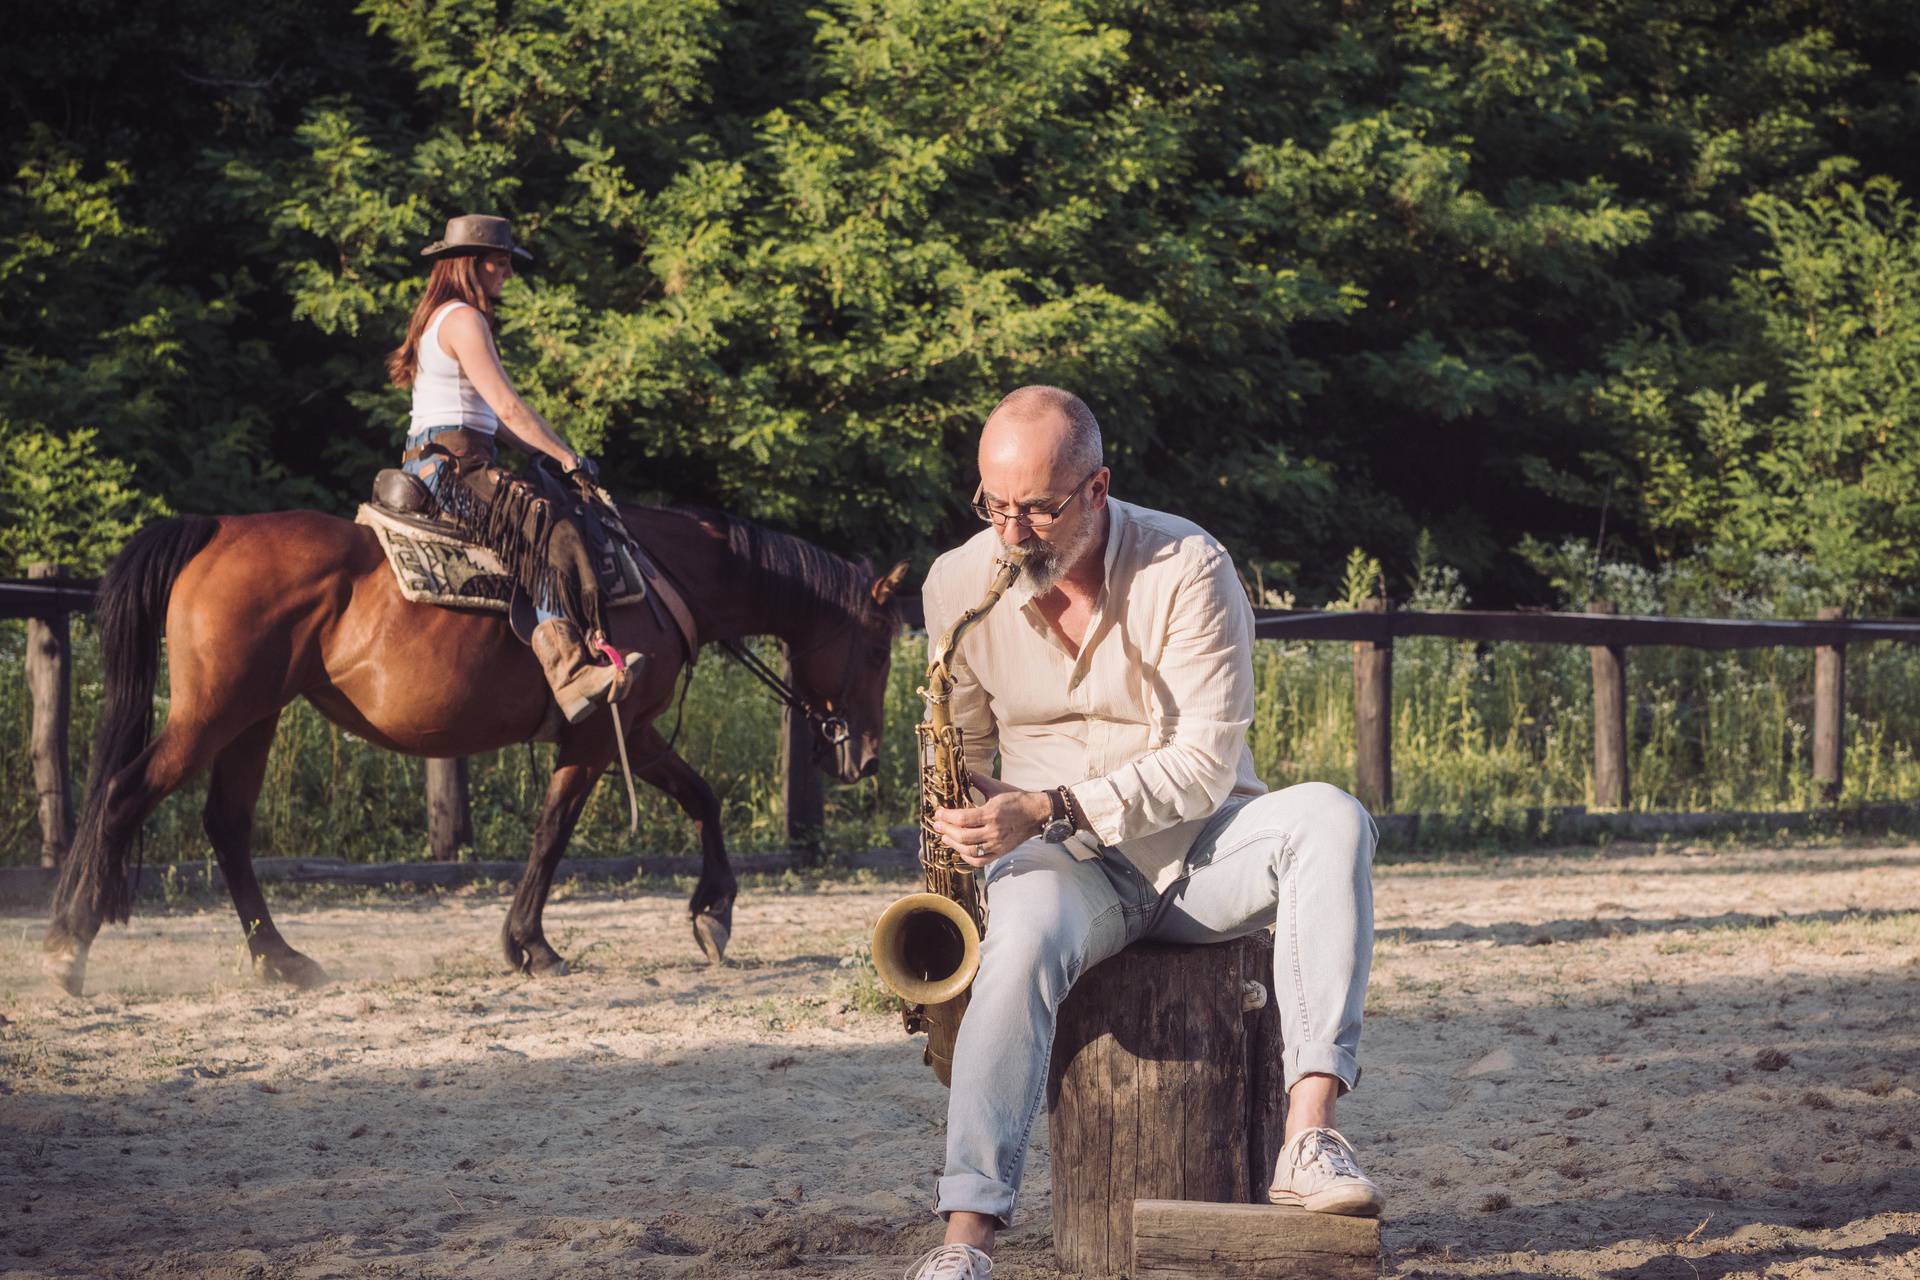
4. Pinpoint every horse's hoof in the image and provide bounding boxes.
[505,936,570,977]
[527,953,570,978]
[42,937,89,997]
[256,951,329,990]
[692,912,730,965]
